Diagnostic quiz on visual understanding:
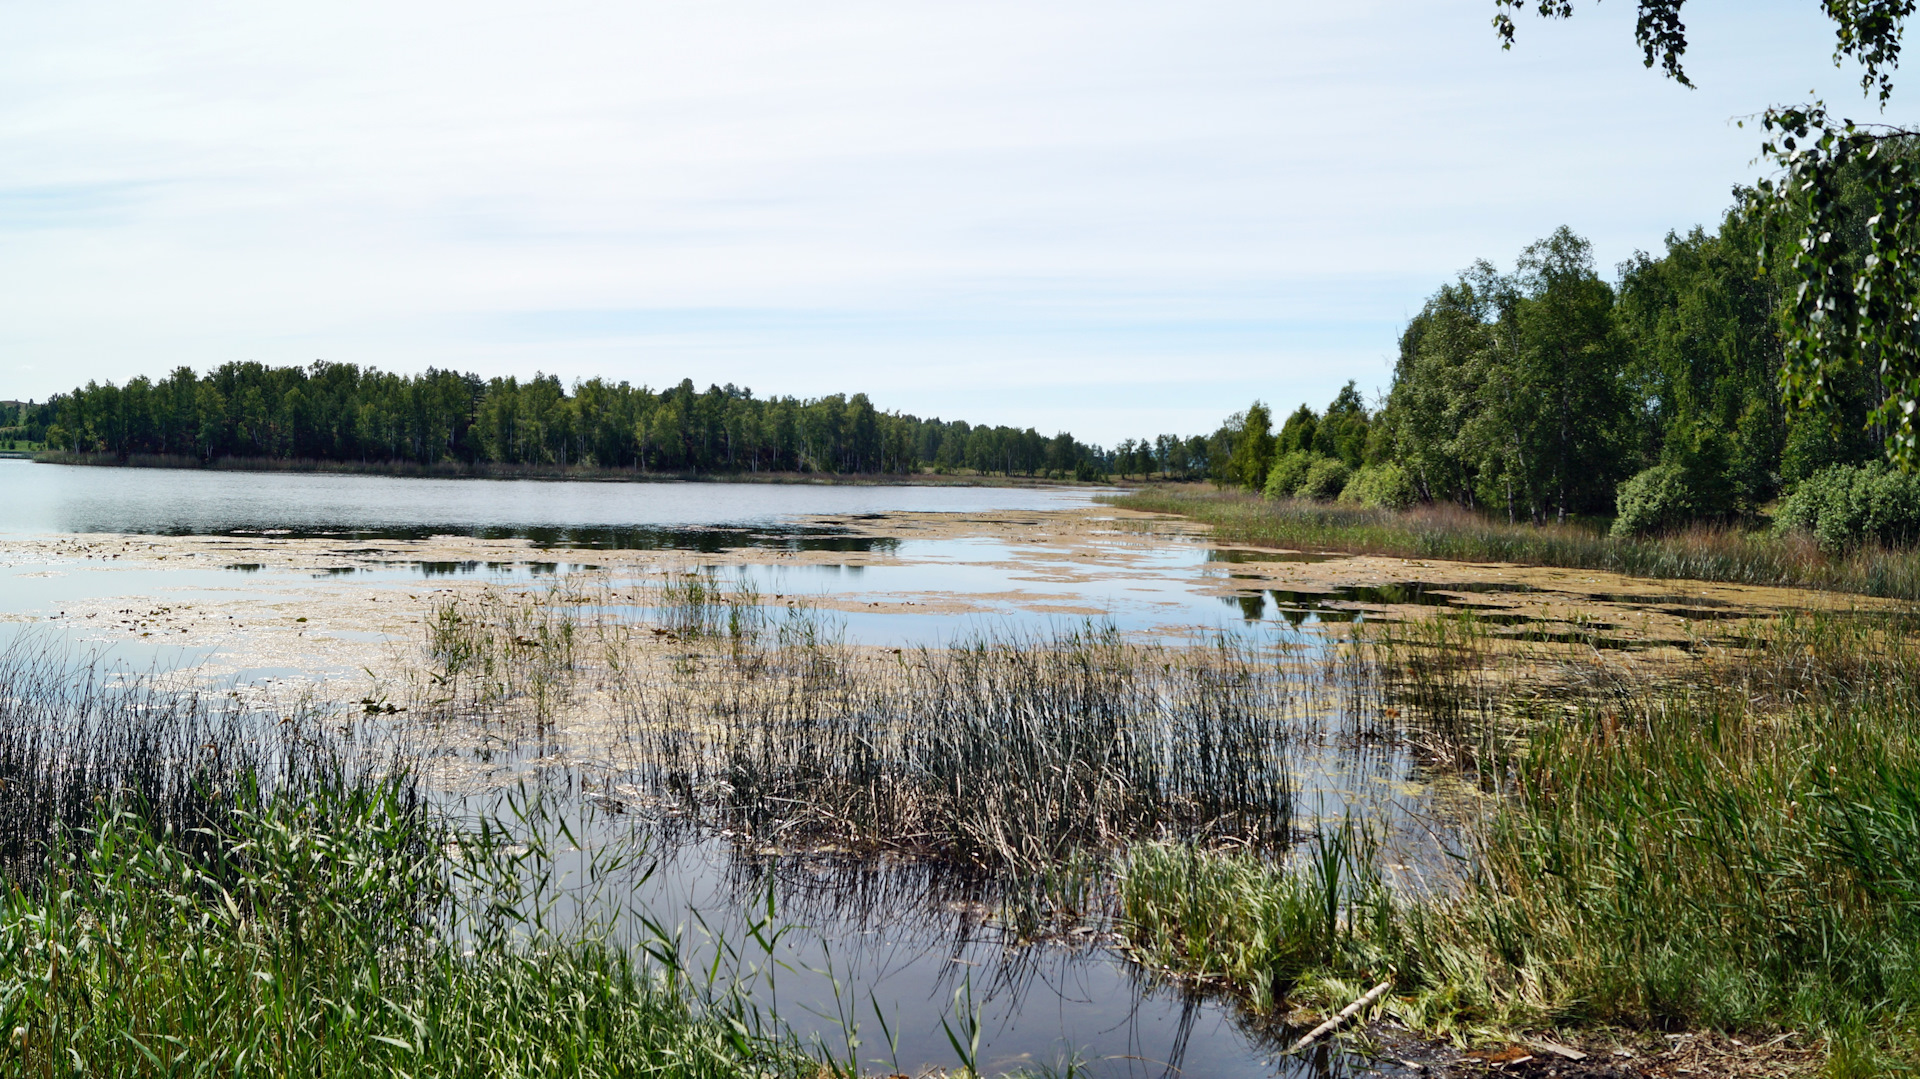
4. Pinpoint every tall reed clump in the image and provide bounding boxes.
[0,636,364,882]
[623,624,1302,875]
[1110,485,1920,601]
[1117,609,1920,1063]
[0,643,821,1078]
